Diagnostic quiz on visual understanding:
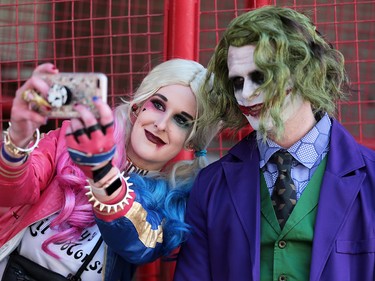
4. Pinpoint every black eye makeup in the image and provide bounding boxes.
[150,93,195,129]
[249,70,265,85]
[151,99,165,111]
[230,70,264,92]
[231,77,244,91]
[150,93,167,111]
[174,114,193,128]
